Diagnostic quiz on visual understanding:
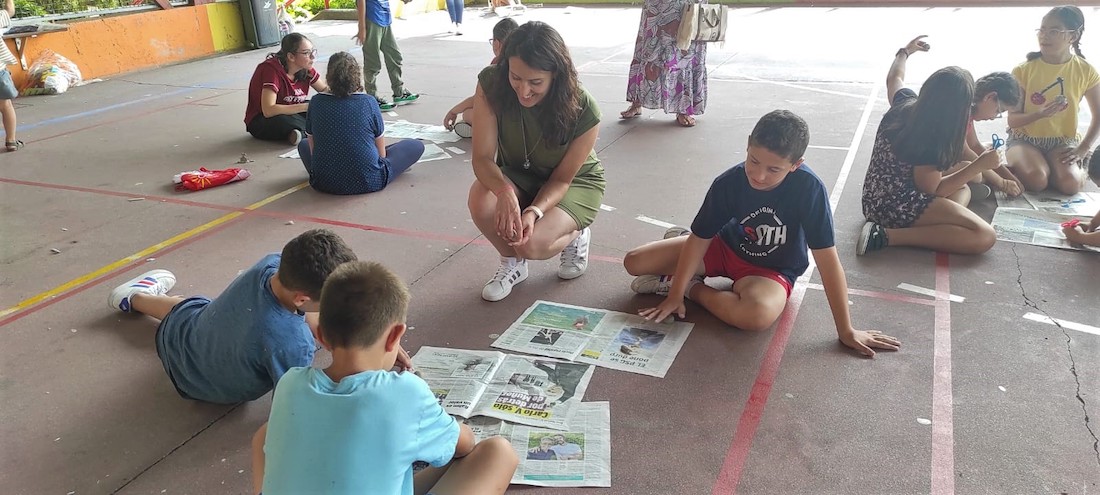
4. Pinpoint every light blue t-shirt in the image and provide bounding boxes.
[155,254,315,404]
[262,367,460,495]
[361,0,391,27]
